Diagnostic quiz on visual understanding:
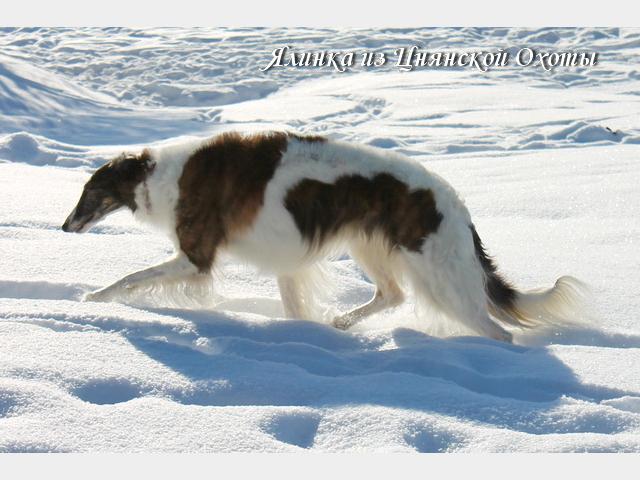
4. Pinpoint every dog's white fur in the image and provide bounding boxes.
[84,135,588,341]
